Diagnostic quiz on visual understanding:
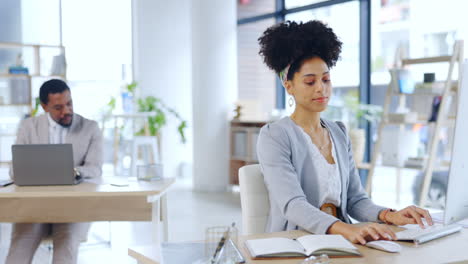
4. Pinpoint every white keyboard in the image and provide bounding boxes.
[396,224,462,244]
